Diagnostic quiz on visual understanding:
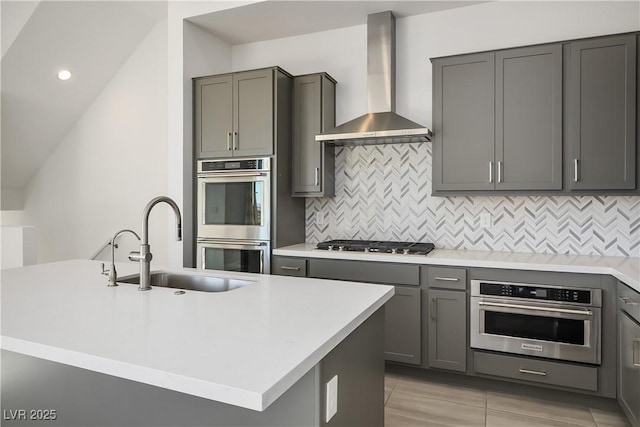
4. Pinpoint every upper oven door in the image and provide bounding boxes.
[470,297,601,364]
[197,172,270,240]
